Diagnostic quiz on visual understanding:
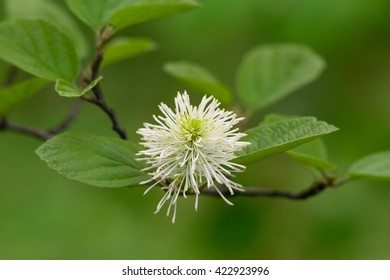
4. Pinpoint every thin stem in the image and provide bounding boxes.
[82,27,128,140]
[49,99,83,134]
[201,178,335,200]
[83,95,127,139]
[0,99,82,140]
[0,117,52,141]
[332,176,350,187]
